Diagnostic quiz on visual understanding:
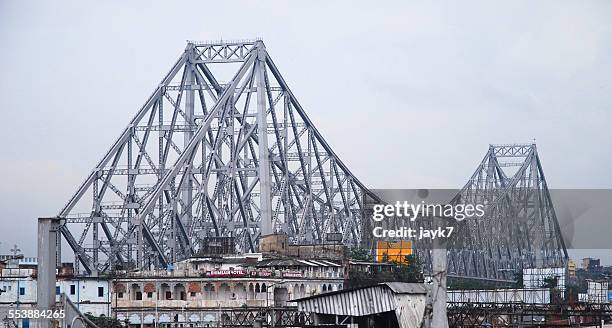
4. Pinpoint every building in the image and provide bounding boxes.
[375,240,412,263]
[0,258,111,328]
[586,280,609,304]
[111,255,345,327]
[347,260,396,275]
[568,259,577,278]
[259,233,345,260]
[522,267,566,291]
[1,243,367,328]
[582,258,601,271]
